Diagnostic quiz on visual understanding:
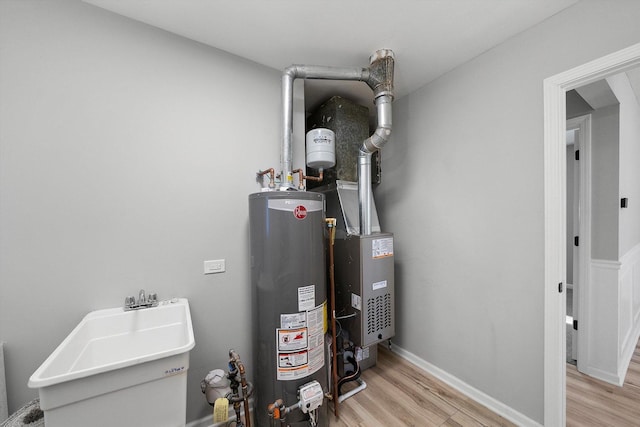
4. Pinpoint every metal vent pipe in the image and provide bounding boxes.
[280,50,394,235]
[281,65,369,187]
[359,50,394,235]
